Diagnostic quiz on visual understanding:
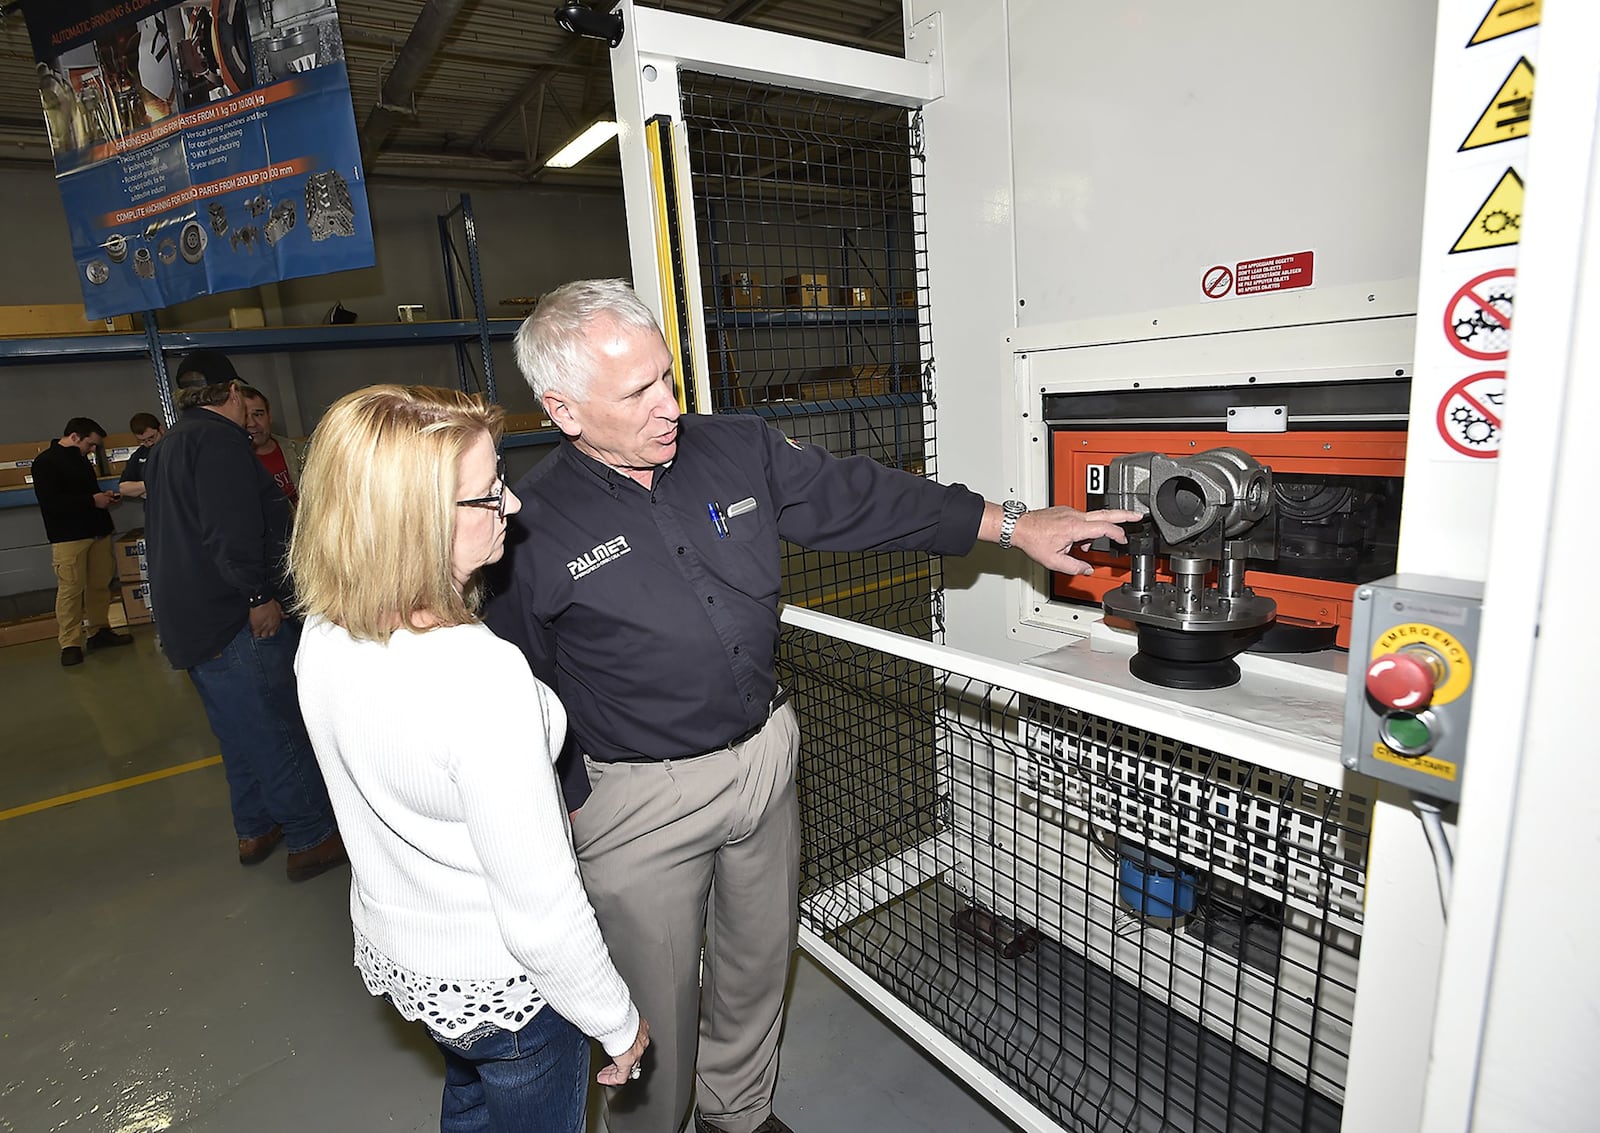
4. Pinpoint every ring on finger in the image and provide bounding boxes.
[628,1064,642,1080]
